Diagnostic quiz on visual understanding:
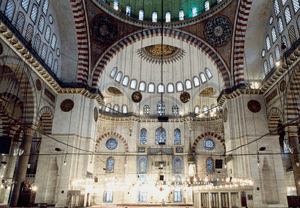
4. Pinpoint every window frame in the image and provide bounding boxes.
[167,83,174,93]
[148,83,155,93]
[185,79,192,90]
[130,79,137,89]
[176,82,183,92]
[122,105,128,114]
[122,76,129,86]
[139,81,146,91]
[139,9,144,21]
[158,83,165,93]
[110,67,117,78]
[200,73,207,83]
